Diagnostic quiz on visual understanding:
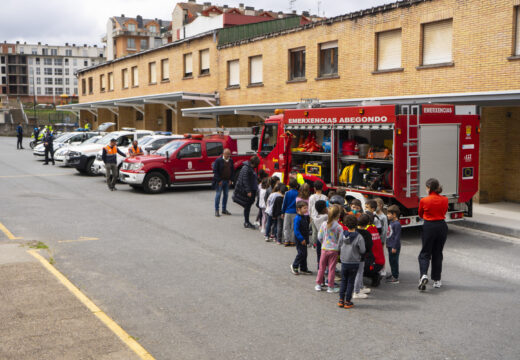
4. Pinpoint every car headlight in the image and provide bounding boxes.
[96,154,102,161]
[125,162,144,171]
[67,151,81,158]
